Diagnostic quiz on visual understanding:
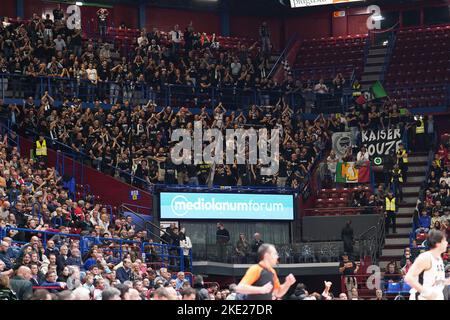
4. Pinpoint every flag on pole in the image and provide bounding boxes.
[371,81,388,99]
[335,161,370,183]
